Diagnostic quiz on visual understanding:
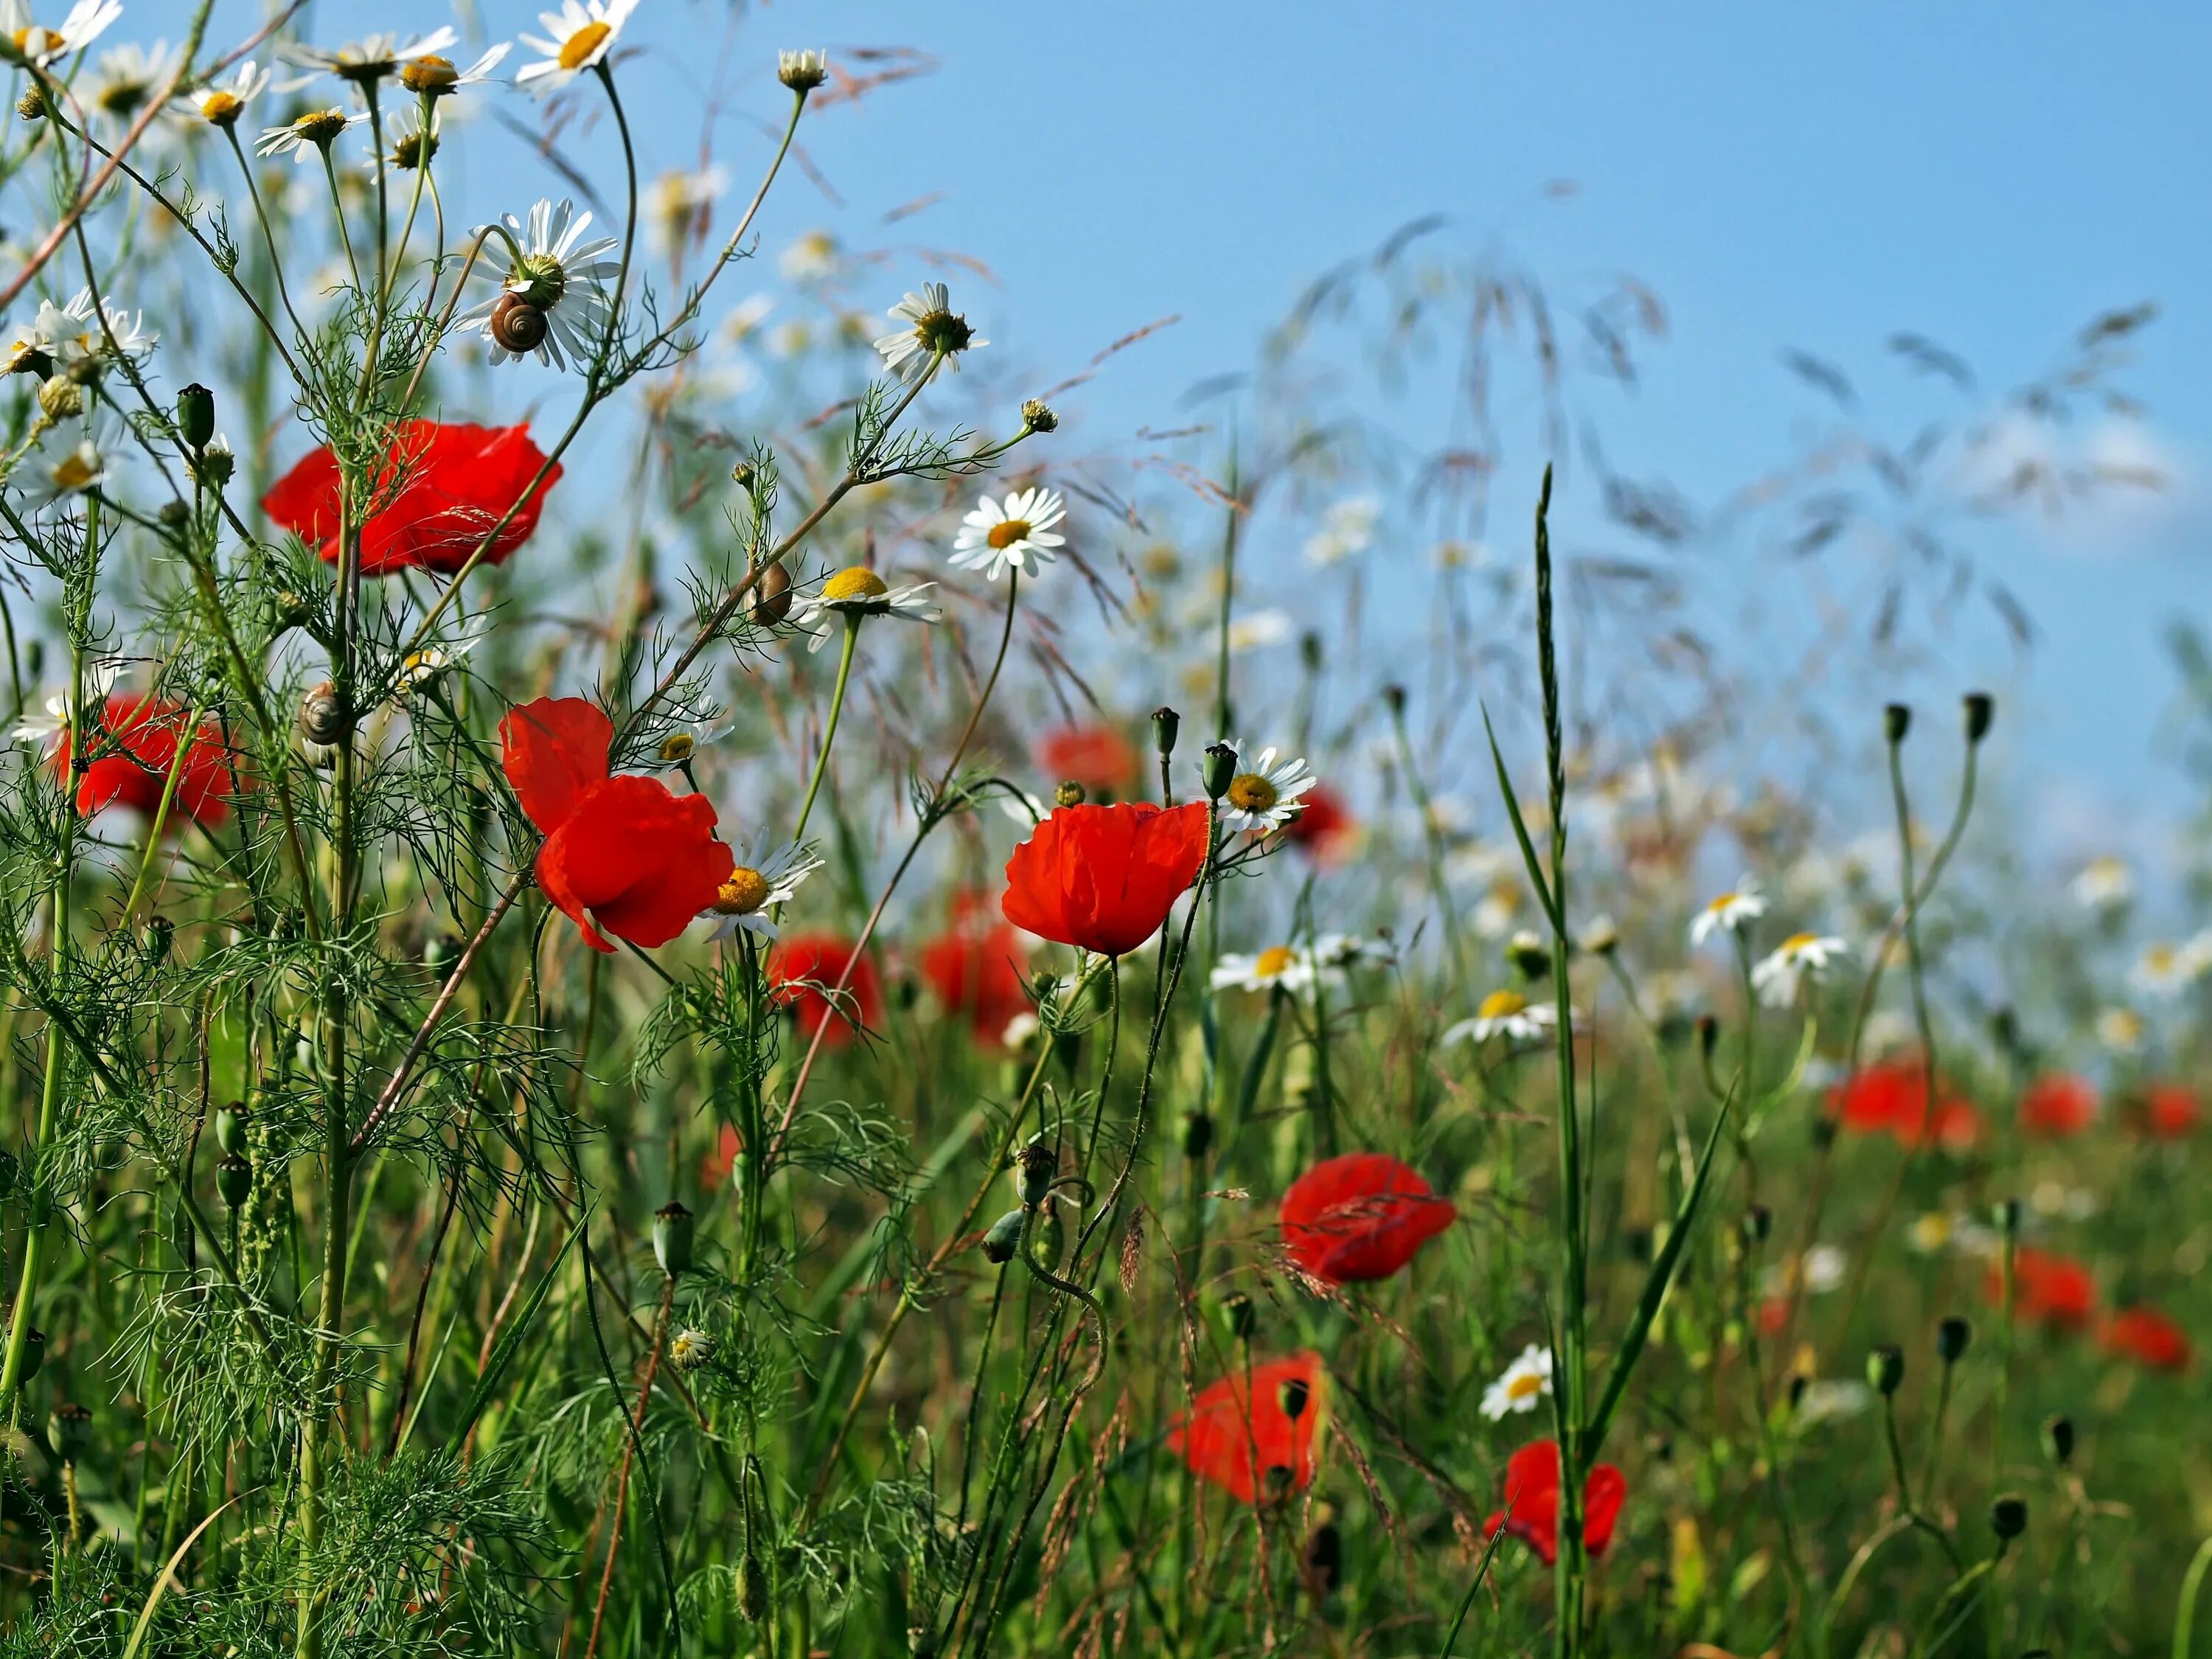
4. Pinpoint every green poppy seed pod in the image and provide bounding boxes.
[1020,398,1057,434]
[737,1550,771,1622]
[1883,702,1912,744]
[1223,1291,1256,1343]
[981,1209,1026,1265]
[175,383,215,451]
[1742,1205,1773,1247]
[46,1402,89,1462]
[1993,1197,2023,1238]
[1989,1493,2028,1541]
[1015,1138,1056,1208]
[20,1327,43,1382]
[748,559,793,627]
[1867,1343,1905,1397]
[1054,779,1088,809]
[2042,1413,2075,1467]
[1381,683,1407,718]
[653,1201,695,1278]
[422,933,464,975]
[215,1101,251,1158]
[1279,1376,1310,1421]
[143,914,173,965]
[1151,706,1180,759]
[1963,691,1994,745]
[1936,1315,1972,1364]
[1180,1110,1214,1162]
[216,1152,254,1209]
[1200,742,1237,801]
